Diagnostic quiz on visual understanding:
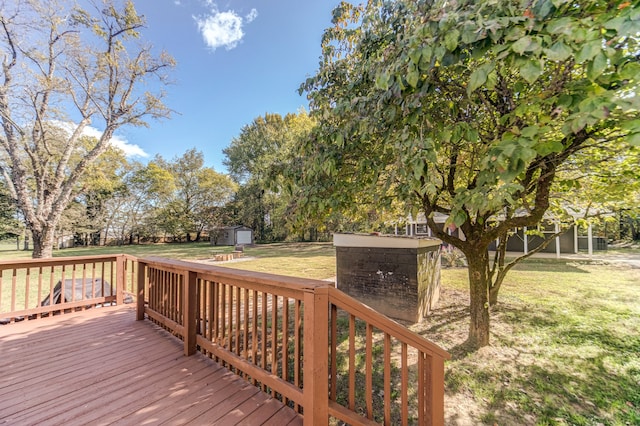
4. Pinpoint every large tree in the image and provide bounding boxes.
[299,0,639,348]
[104,160,175,244]
[156,149,236,242]
[224,112,316,242]
[0,0,174,257]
